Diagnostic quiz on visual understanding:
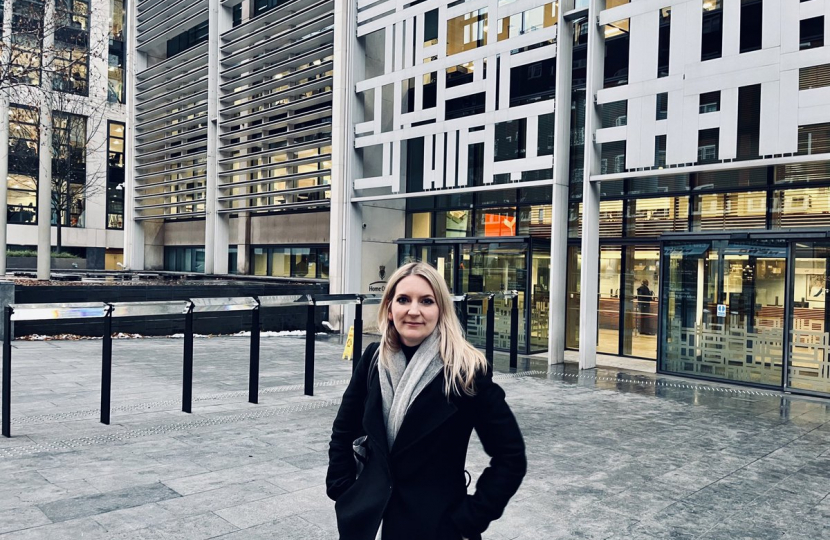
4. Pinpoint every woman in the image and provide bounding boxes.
[327,262,526,540]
